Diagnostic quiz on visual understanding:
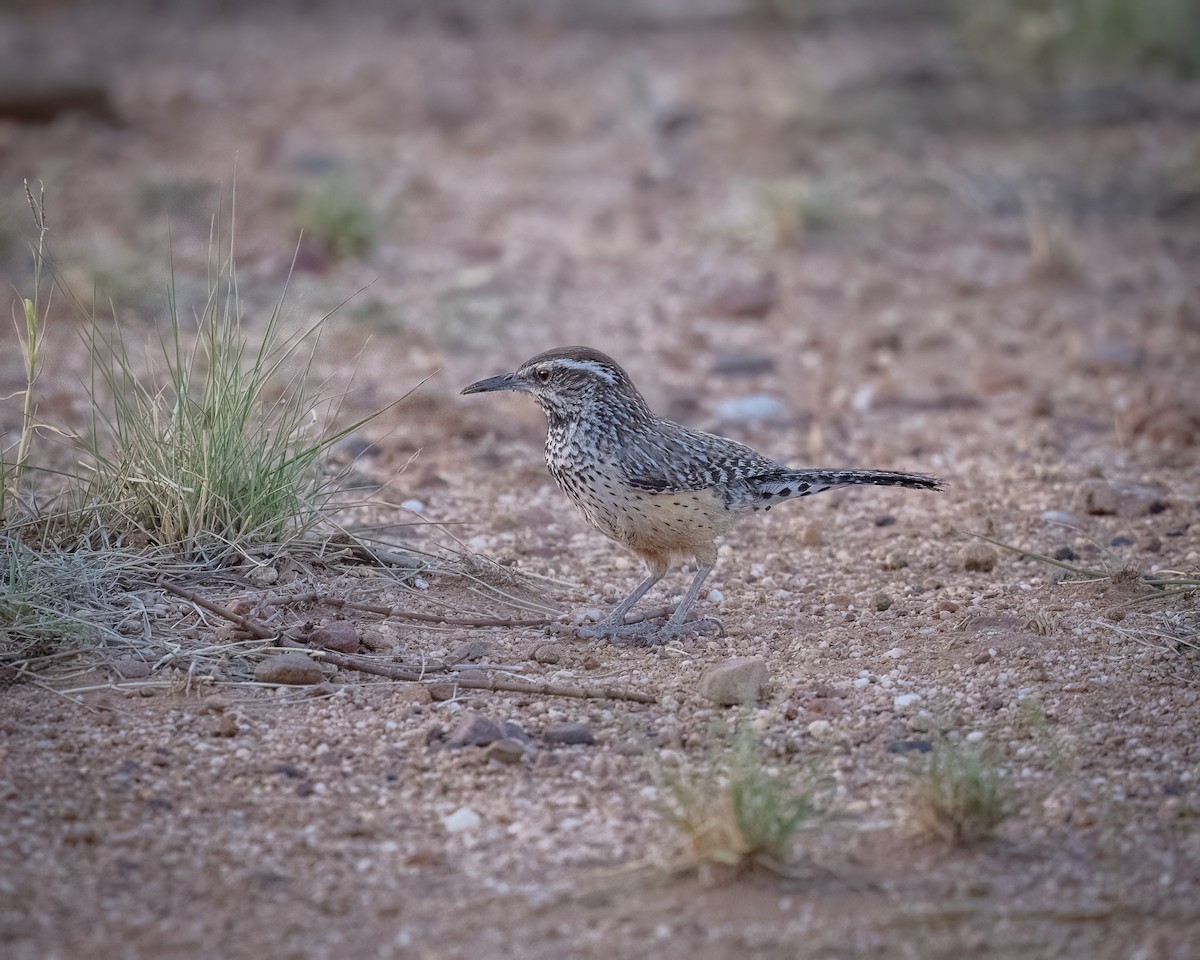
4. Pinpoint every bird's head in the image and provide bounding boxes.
[461,346,648,423]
